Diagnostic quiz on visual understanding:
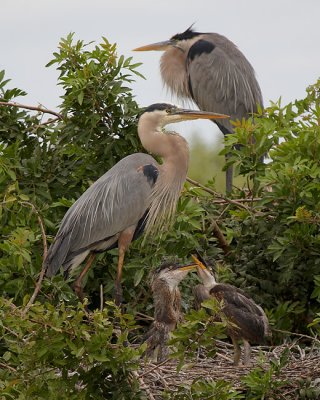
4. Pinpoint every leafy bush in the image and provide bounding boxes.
[0,32,319,398]
[0,299,145,399]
